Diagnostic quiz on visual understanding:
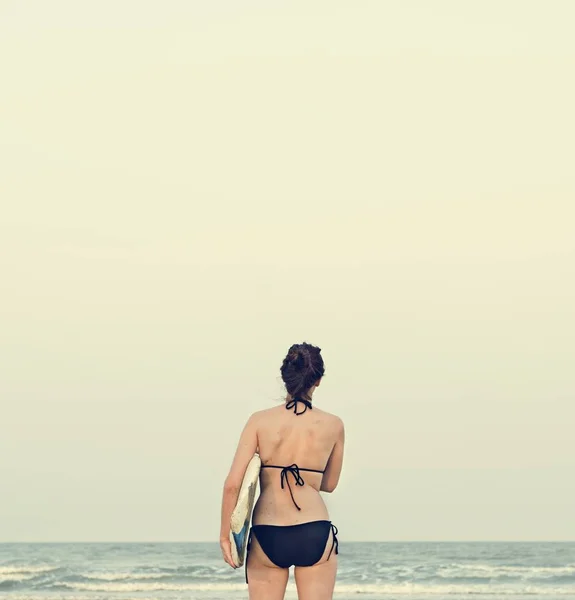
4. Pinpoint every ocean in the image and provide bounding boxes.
[1,541,574,600]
